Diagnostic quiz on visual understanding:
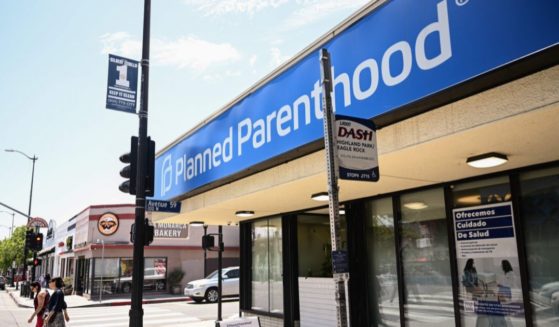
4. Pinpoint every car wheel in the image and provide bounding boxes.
[192,297,204,303]
[155,280,166,291]
[122,283,132,293]
[205,288,219,303]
